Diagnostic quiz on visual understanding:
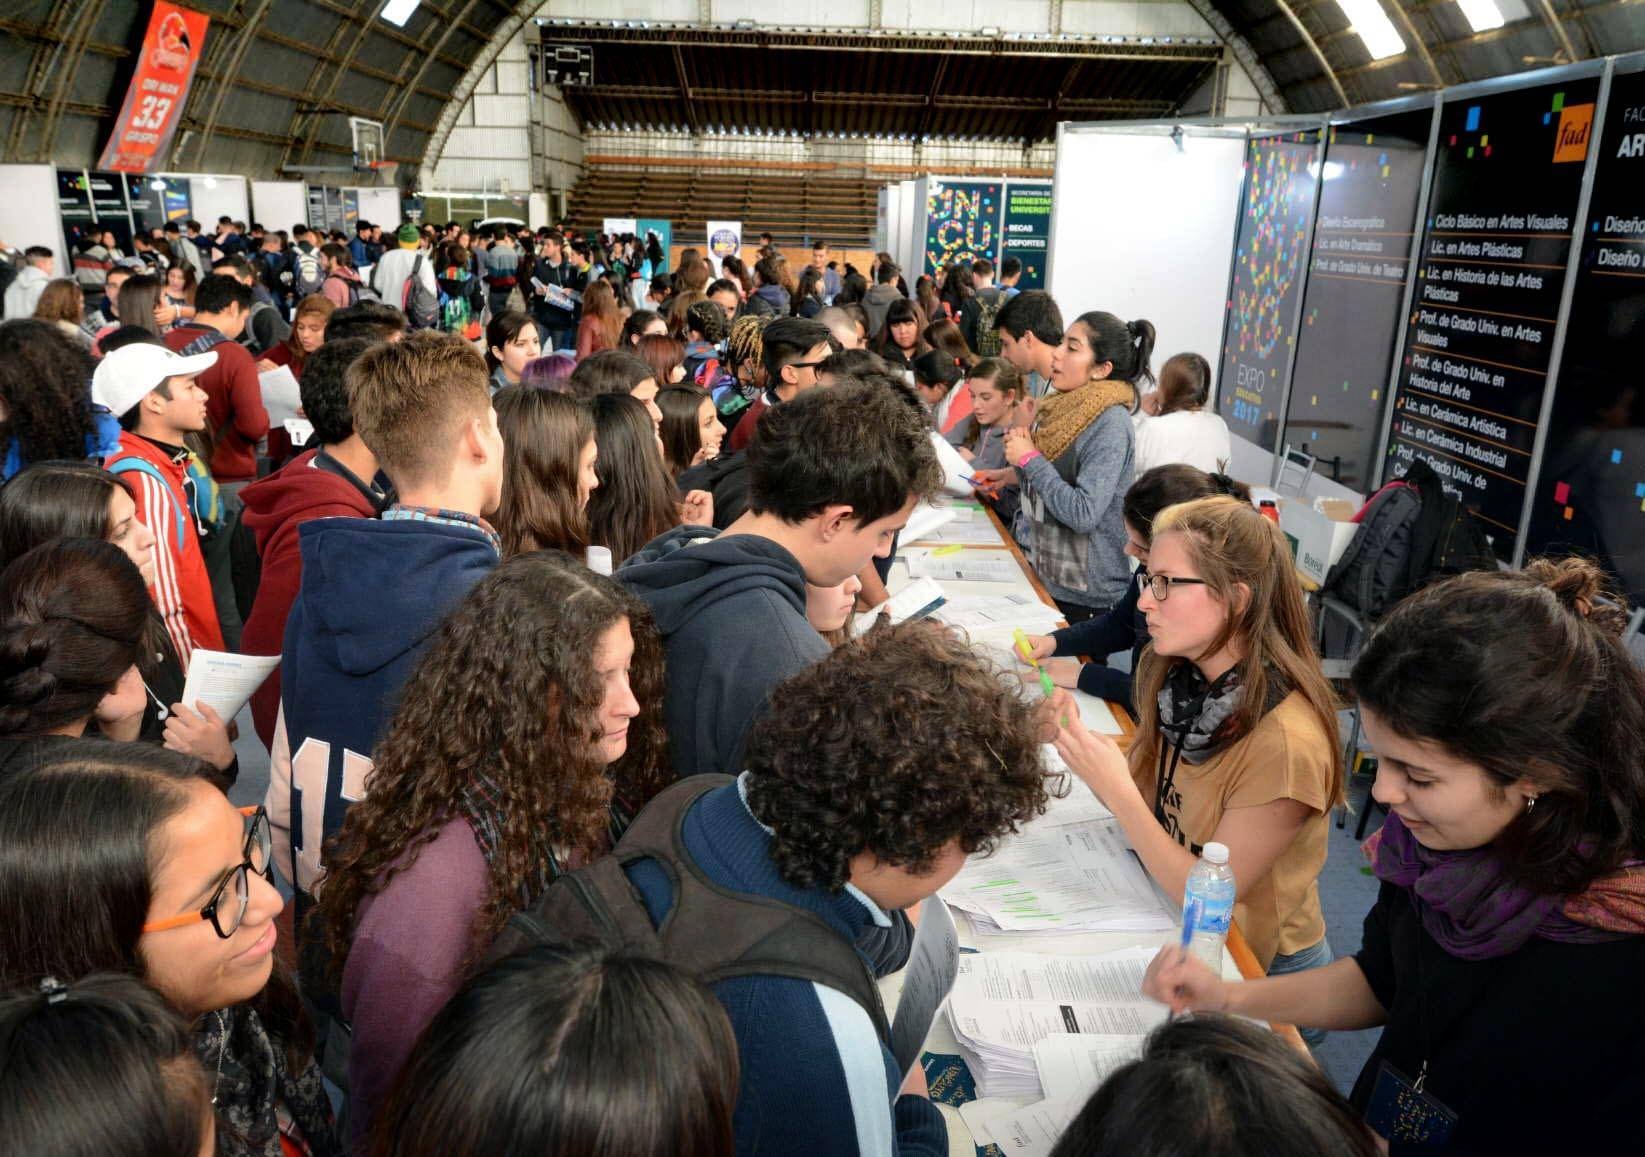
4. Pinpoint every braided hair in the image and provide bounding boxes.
[0,540,149,737]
